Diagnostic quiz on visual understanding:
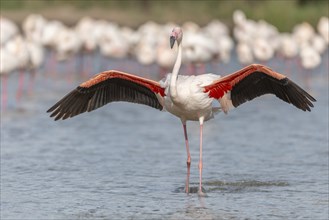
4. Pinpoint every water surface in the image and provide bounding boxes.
[1,58,328,219]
